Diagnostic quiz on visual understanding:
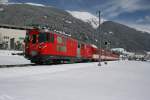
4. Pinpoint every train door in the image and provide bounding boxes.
[77,43,81,57]
[24,29,39,58]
